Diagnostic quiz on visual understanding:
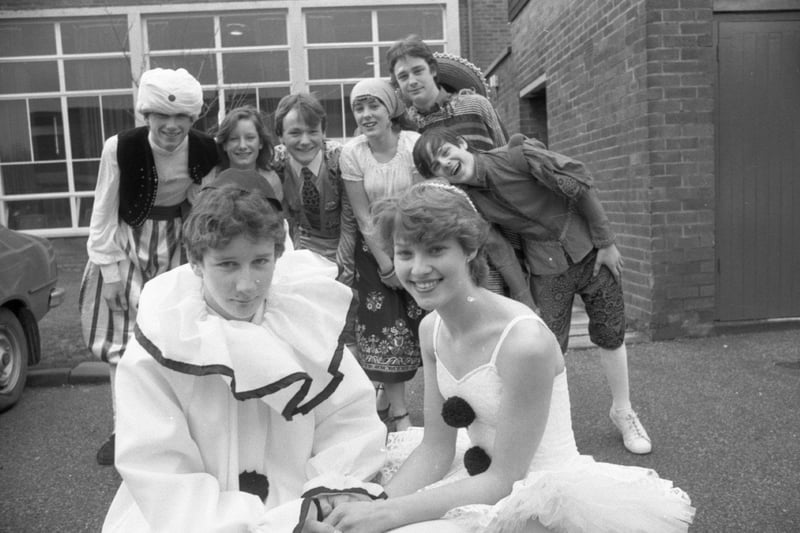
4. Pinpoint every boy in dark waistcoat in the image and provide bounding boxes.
[79,67,218,466]
[272,93,357,286]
